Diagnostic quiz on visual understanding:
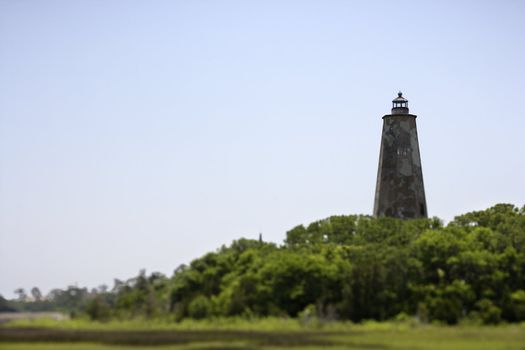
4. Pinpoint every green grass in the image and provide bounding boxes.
[1,317,309,331]
[1,319,524,350]
[0,316,490,331]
